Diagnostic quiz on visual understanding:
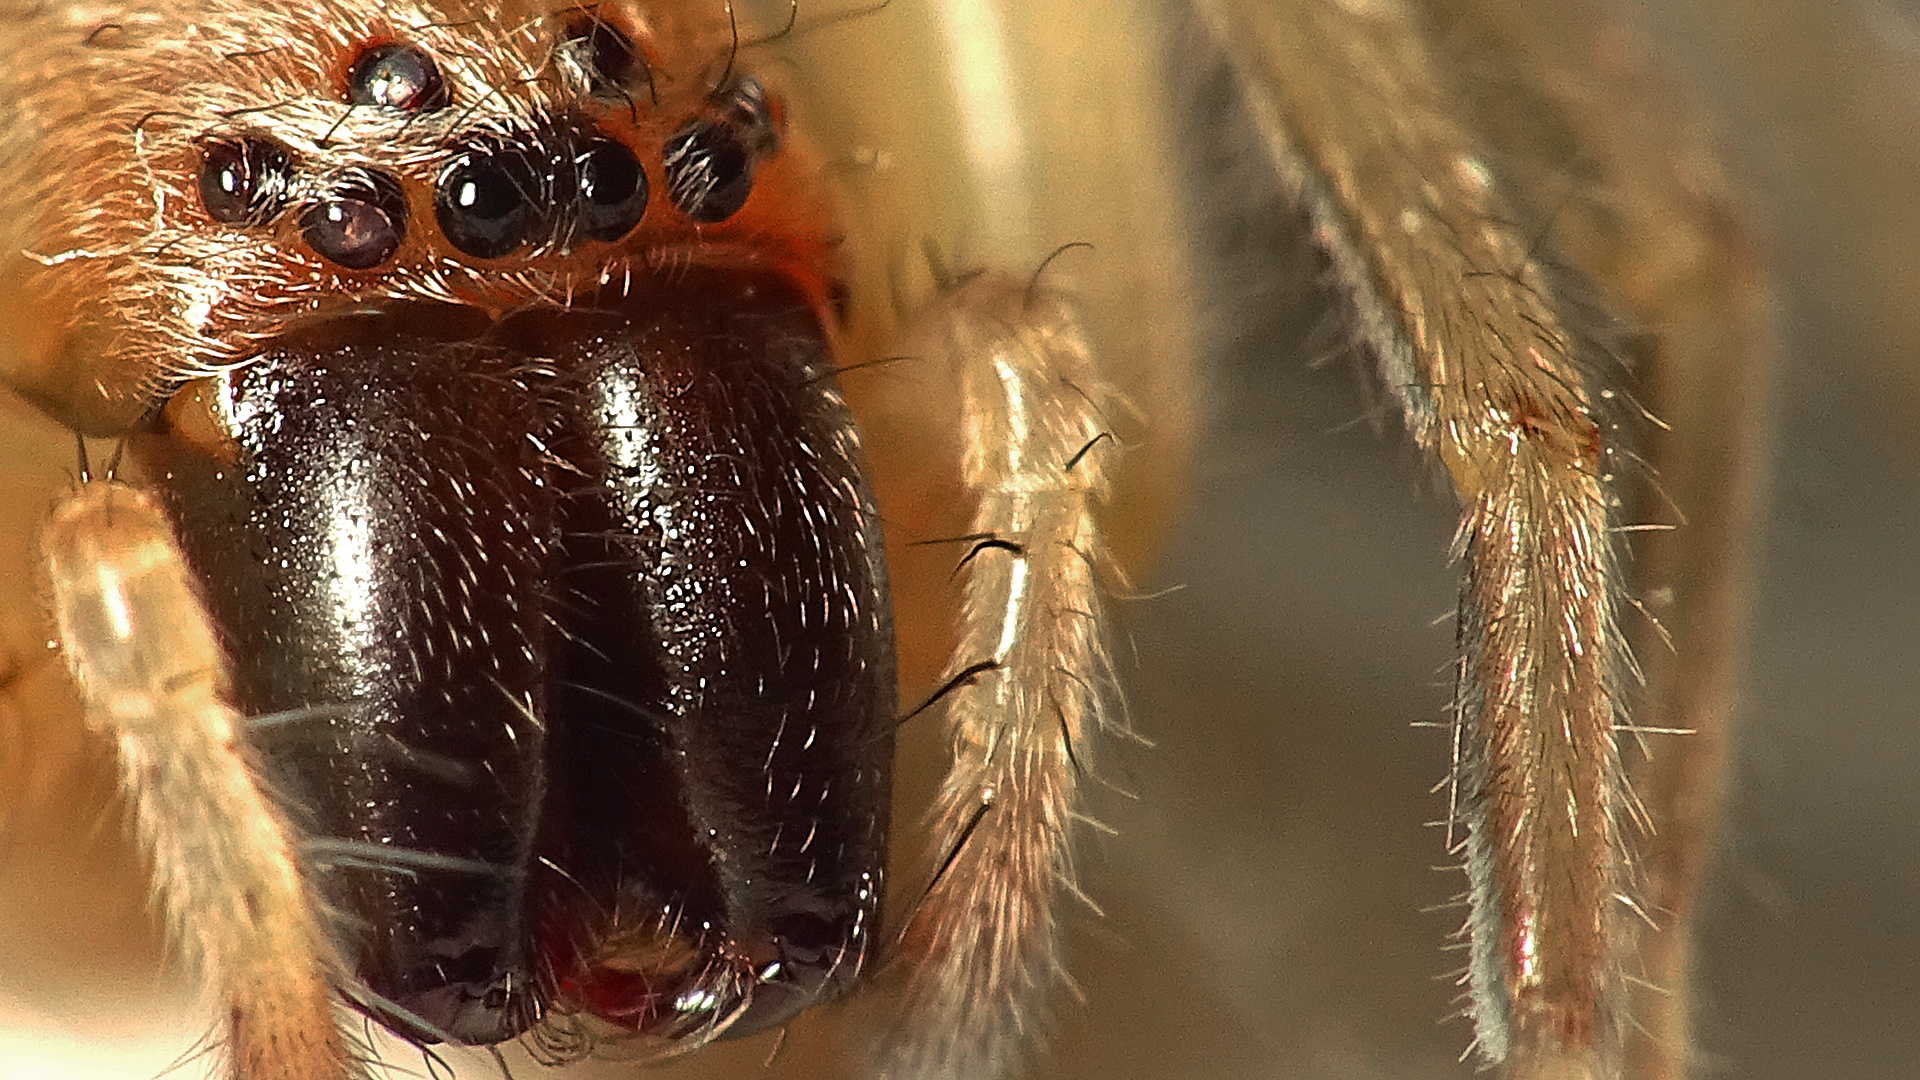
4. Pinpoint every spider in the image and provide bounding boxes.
[1,0,1888,1078]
